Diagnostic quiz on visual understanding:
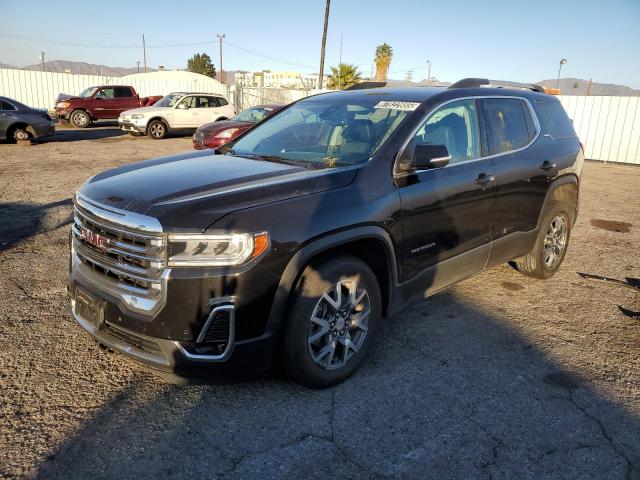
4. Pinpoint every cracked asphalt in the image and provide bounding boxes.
[0,125,639,479]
